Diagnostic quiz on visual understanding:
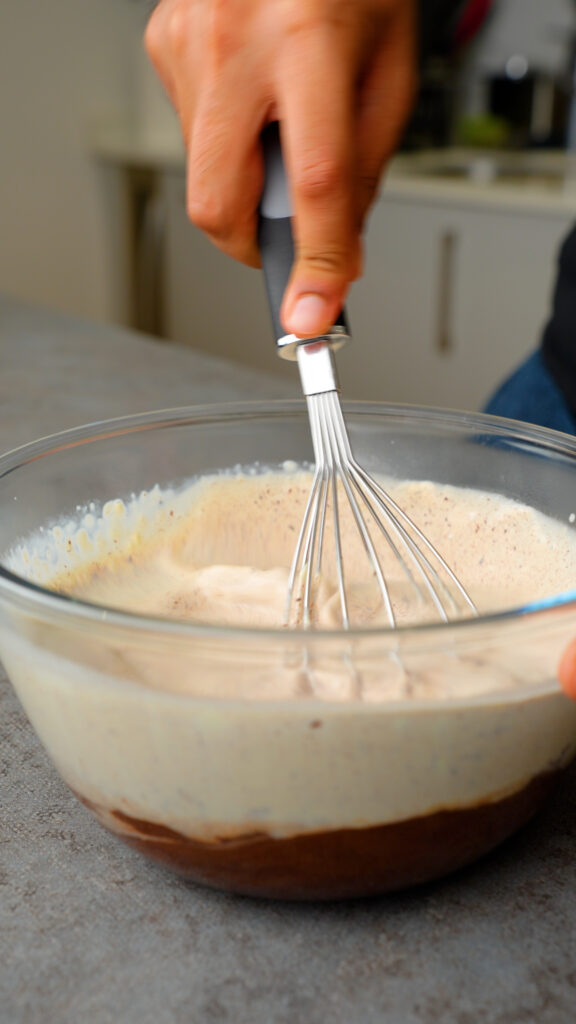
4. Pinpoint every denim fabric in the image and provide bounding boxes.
[483,350,576,436]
